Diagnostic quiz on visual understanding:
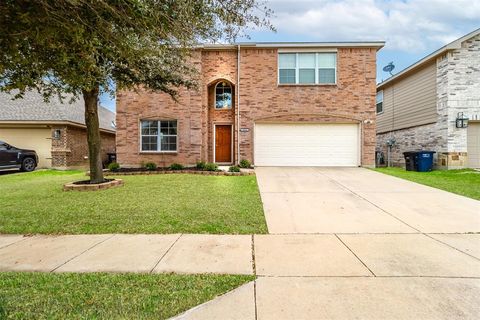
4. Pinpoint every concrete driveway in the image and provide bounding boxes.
[171,167,480,319]
[256,167,480,234]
